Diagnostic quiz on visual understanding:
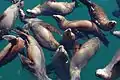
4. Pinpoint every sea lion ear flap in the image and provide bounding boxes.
[2,35,17,41]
